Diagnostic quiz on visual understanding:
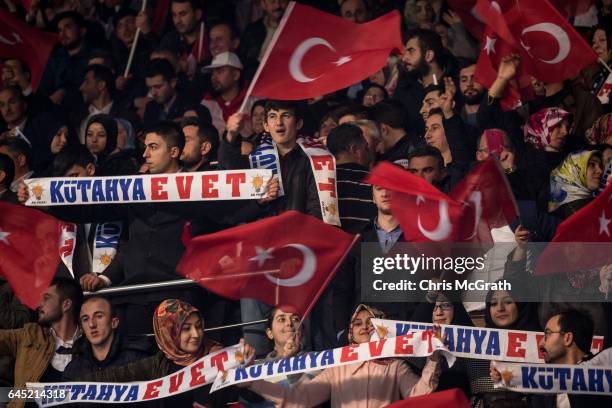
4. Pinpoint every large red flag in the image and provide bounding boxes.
[248,2,403,100]
[474,0,597,109]
[0,9,57,92]
[366,157,518,243]
[384,389,471,408]
[535,183,612,275]
[0,202,62,309]
[176,211,358,318]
